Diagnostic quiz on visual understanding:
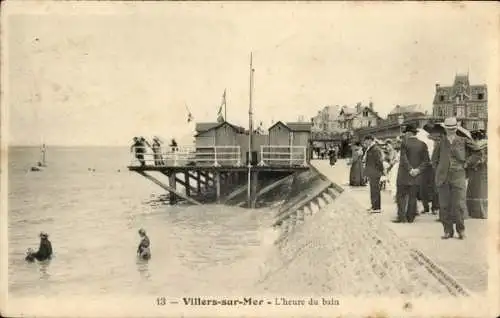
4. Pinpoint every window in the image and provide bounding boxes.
[439,95,445,102]
[368,121,372,127]
[472,122,479,130]
[362,110,368,117]
[478,93,484,100]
